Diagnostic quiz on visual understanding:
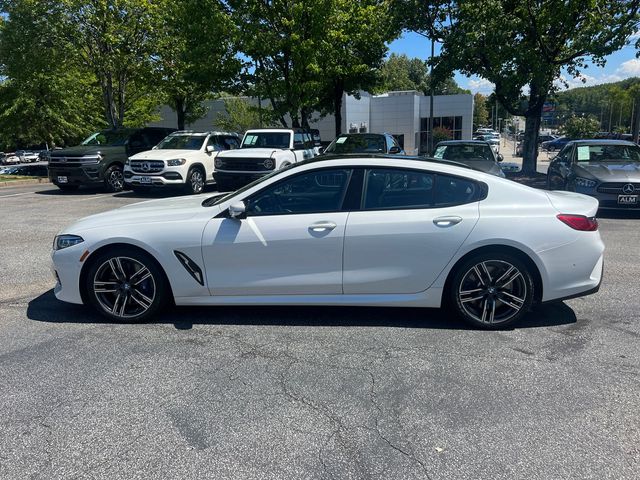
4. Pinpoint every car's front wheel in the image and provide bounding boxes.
[449,252,534,329]
[84,247,168,322]
[185,167,205,194]
[104,165,124,192]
